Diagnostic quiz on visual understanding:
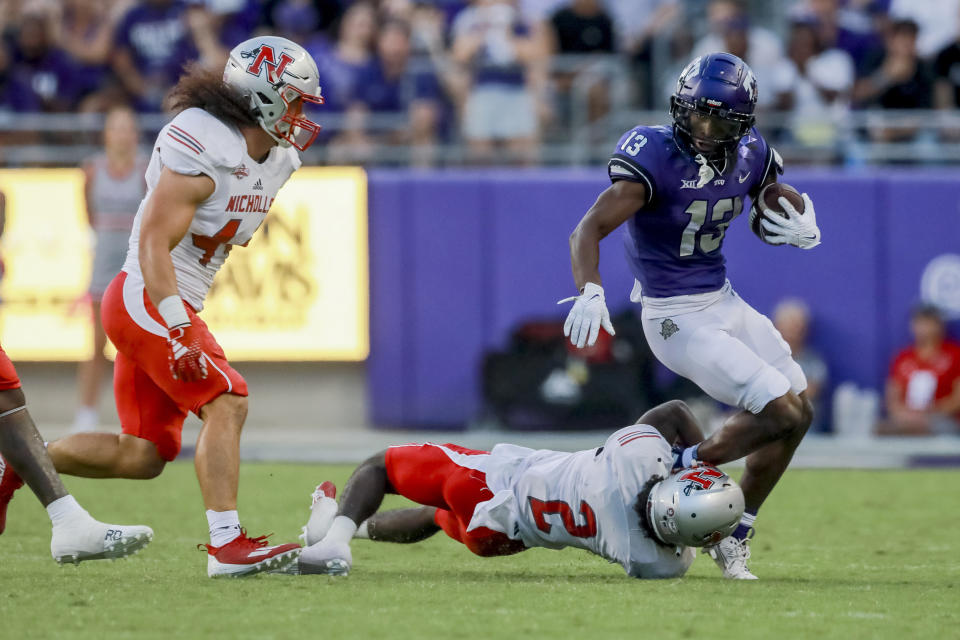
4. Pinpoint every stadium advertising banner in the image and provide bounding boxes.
[0,167,369,361]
